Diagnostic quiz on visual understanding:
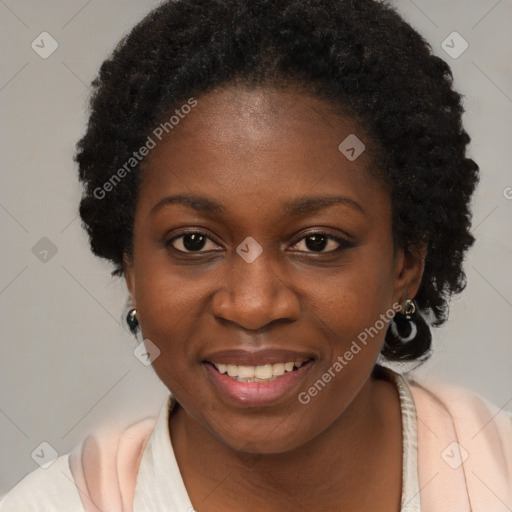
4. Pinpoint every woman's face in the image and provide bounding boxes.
[124,85,423,453]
